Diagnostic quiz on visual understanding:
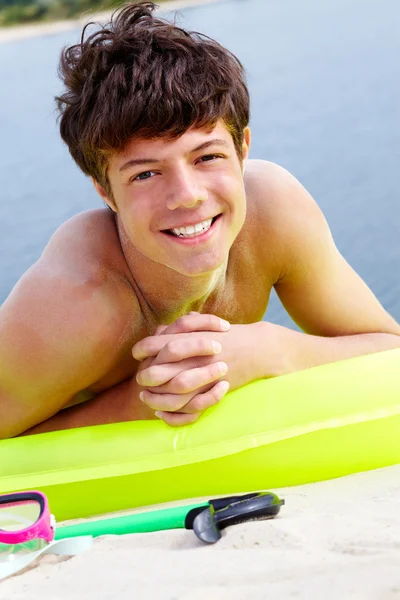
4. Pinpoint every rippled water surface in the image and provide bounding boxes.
[1,0,399,326]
